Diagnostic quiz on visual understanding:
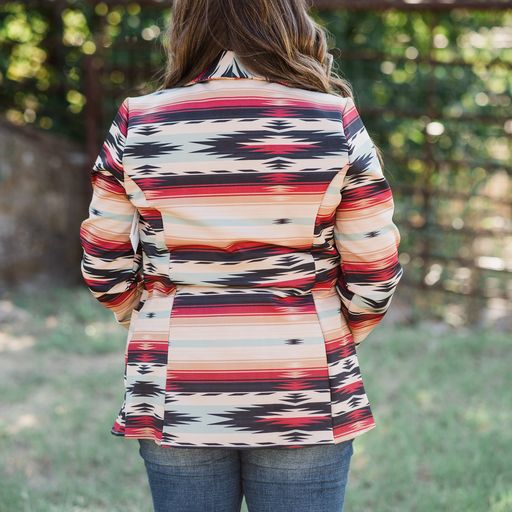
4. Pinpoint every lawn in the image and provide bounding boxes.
[0,287,510,512]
